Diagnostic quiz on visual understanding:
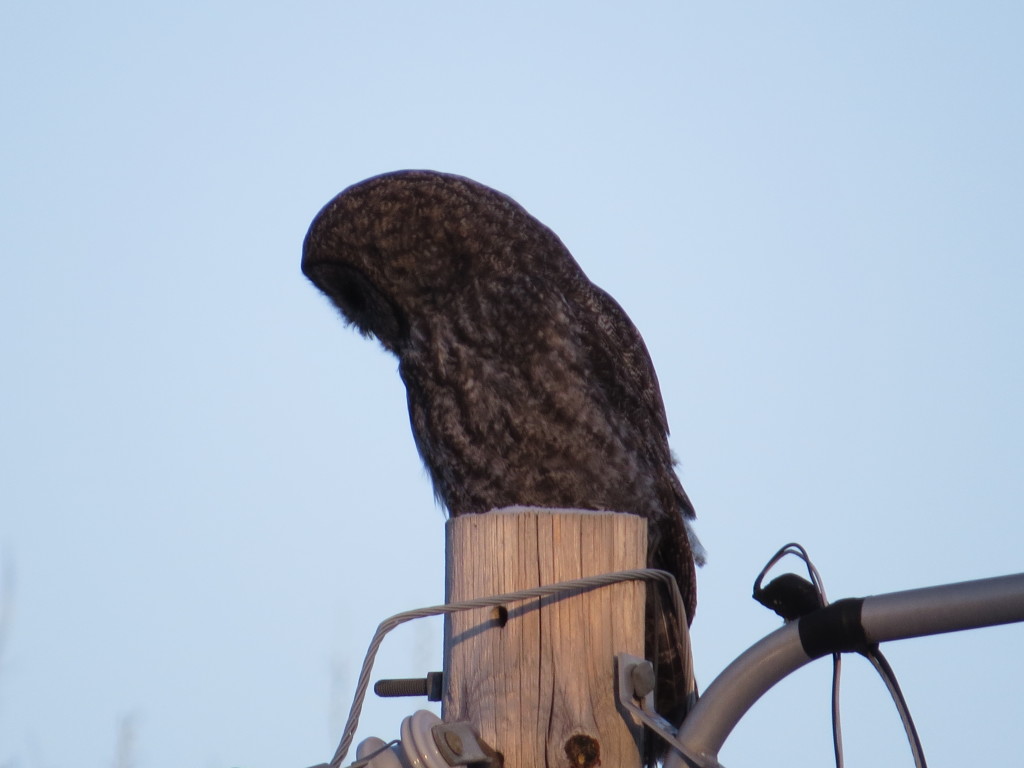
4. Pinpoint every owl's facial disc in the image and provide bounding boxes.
[304,262,408,353]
